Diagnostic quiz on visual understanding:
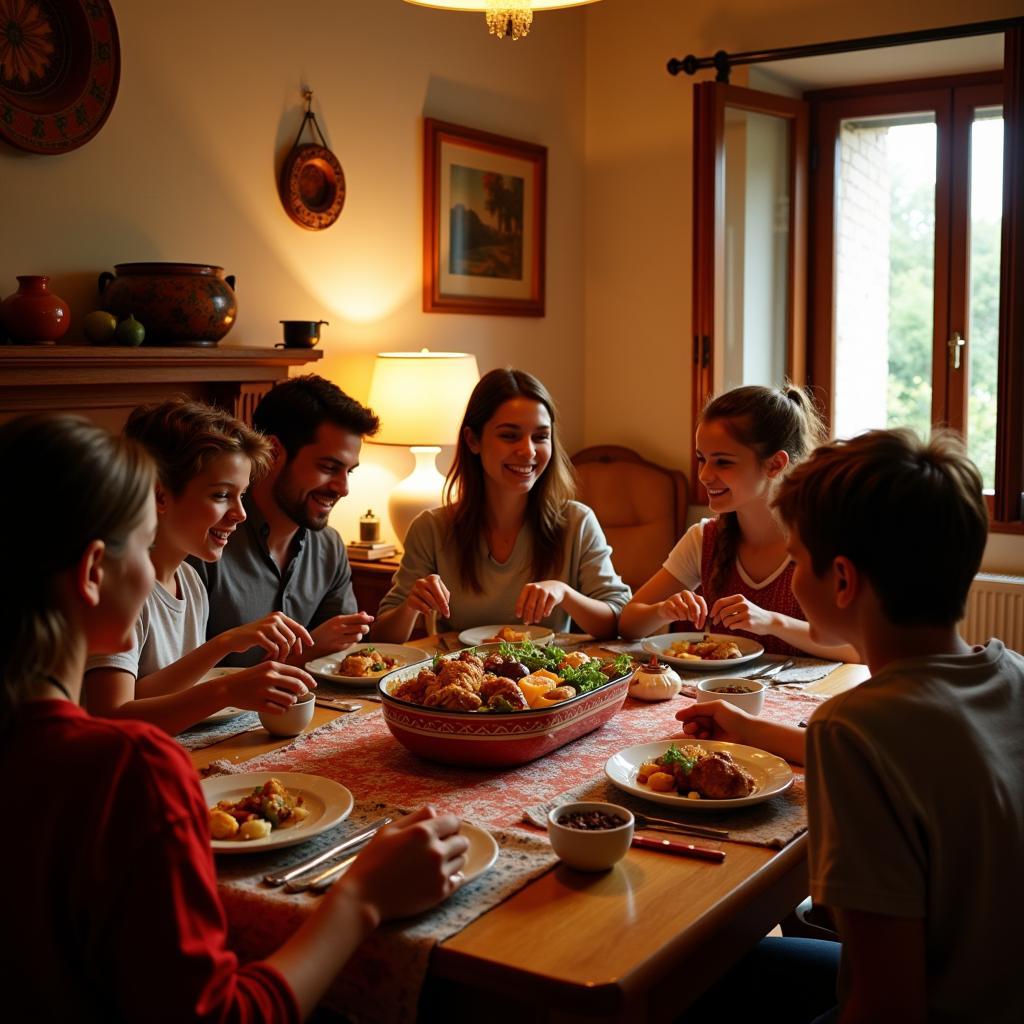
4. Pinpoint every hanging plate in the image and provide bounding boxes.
[0,0,120,155]
[279,142,346,230]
